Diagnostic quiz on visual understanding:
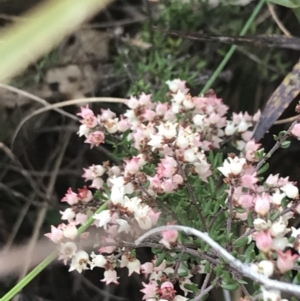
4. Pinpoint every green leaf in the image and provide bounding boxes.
[247,211,253,226]
[155,253,165,267]
[183,283,199,294]
[257,163,269,175]
[233,237,249,247]
[281,140,291,149]
[221,282,240,291]
[268,0,300,8]
[235,207,246,213]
